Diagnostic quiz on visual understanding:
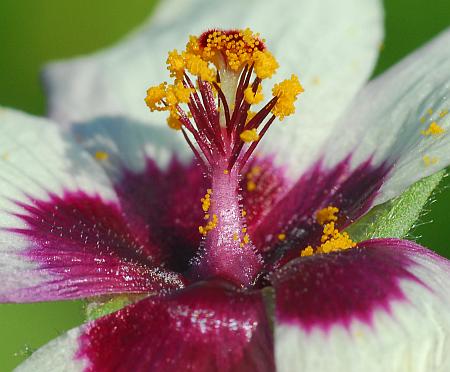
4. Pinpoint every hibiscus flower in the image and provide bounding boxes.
[1,0,450,371]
